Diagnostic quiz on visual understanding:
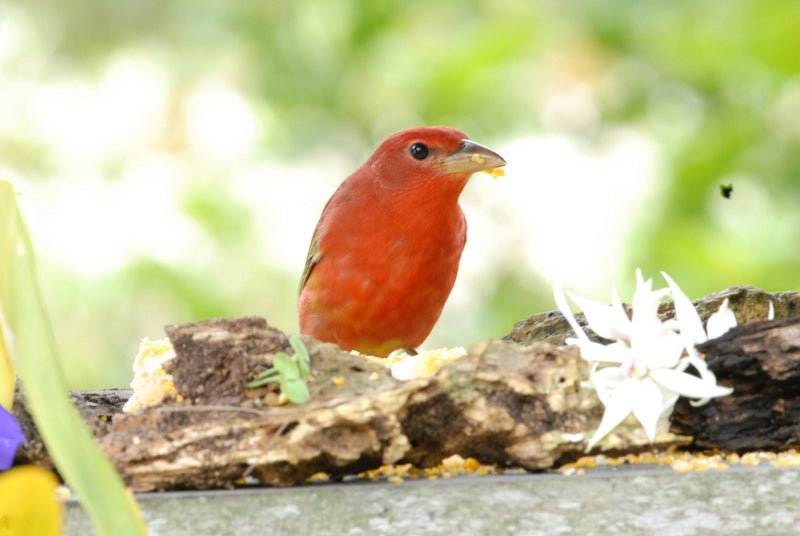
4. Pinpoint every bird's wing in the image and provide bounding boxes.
[299,226,322,295]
